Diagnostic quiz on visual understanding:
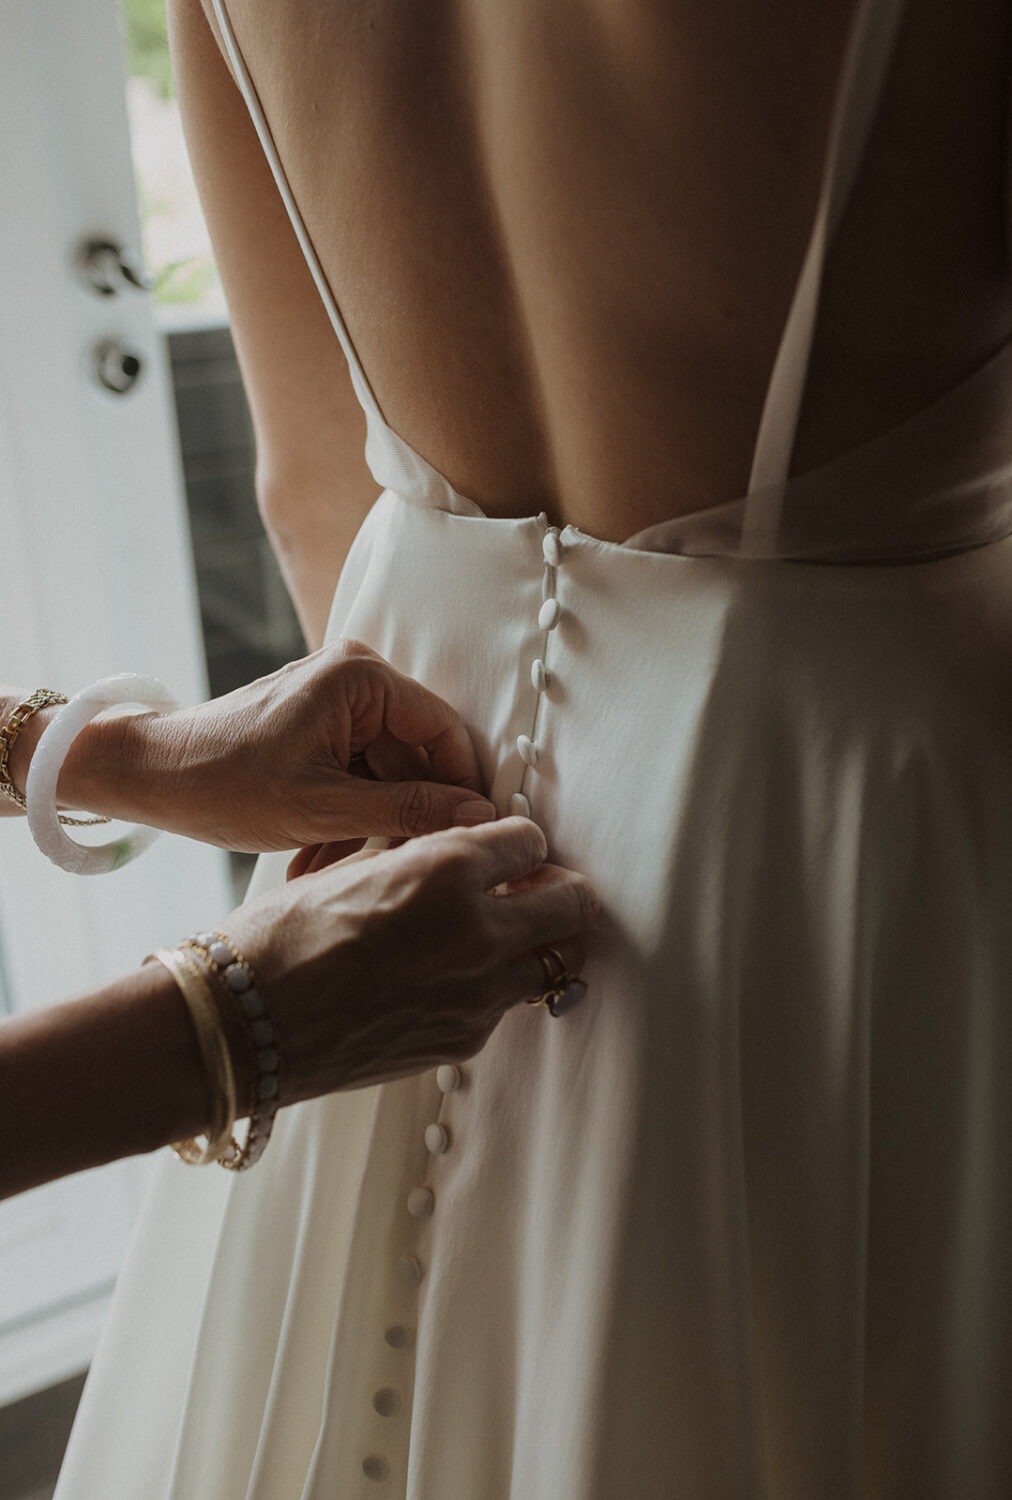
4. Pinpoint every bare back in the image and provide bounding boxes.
[174,0,1012,629]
